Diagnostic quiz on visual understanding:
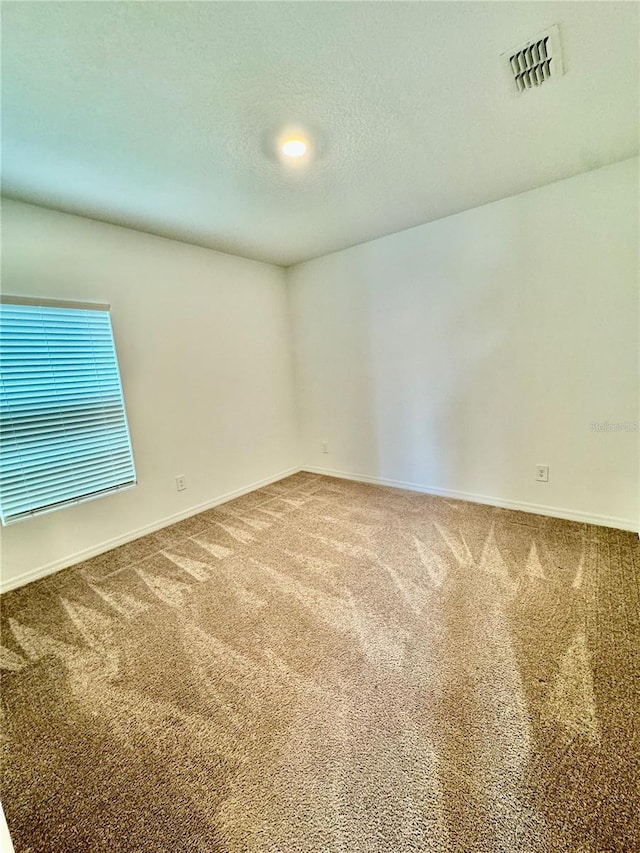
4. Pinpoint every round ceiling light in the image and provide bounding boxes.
[281,138,308,158]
